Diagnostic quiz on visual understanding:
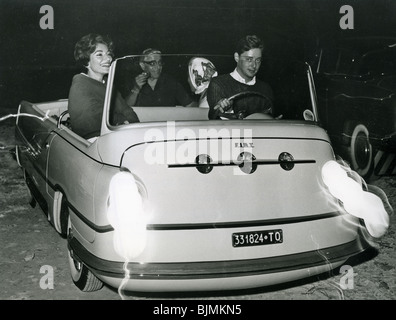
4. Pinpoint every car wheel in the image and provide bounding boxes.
[349,123,373,180]
[67,215,104,292]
